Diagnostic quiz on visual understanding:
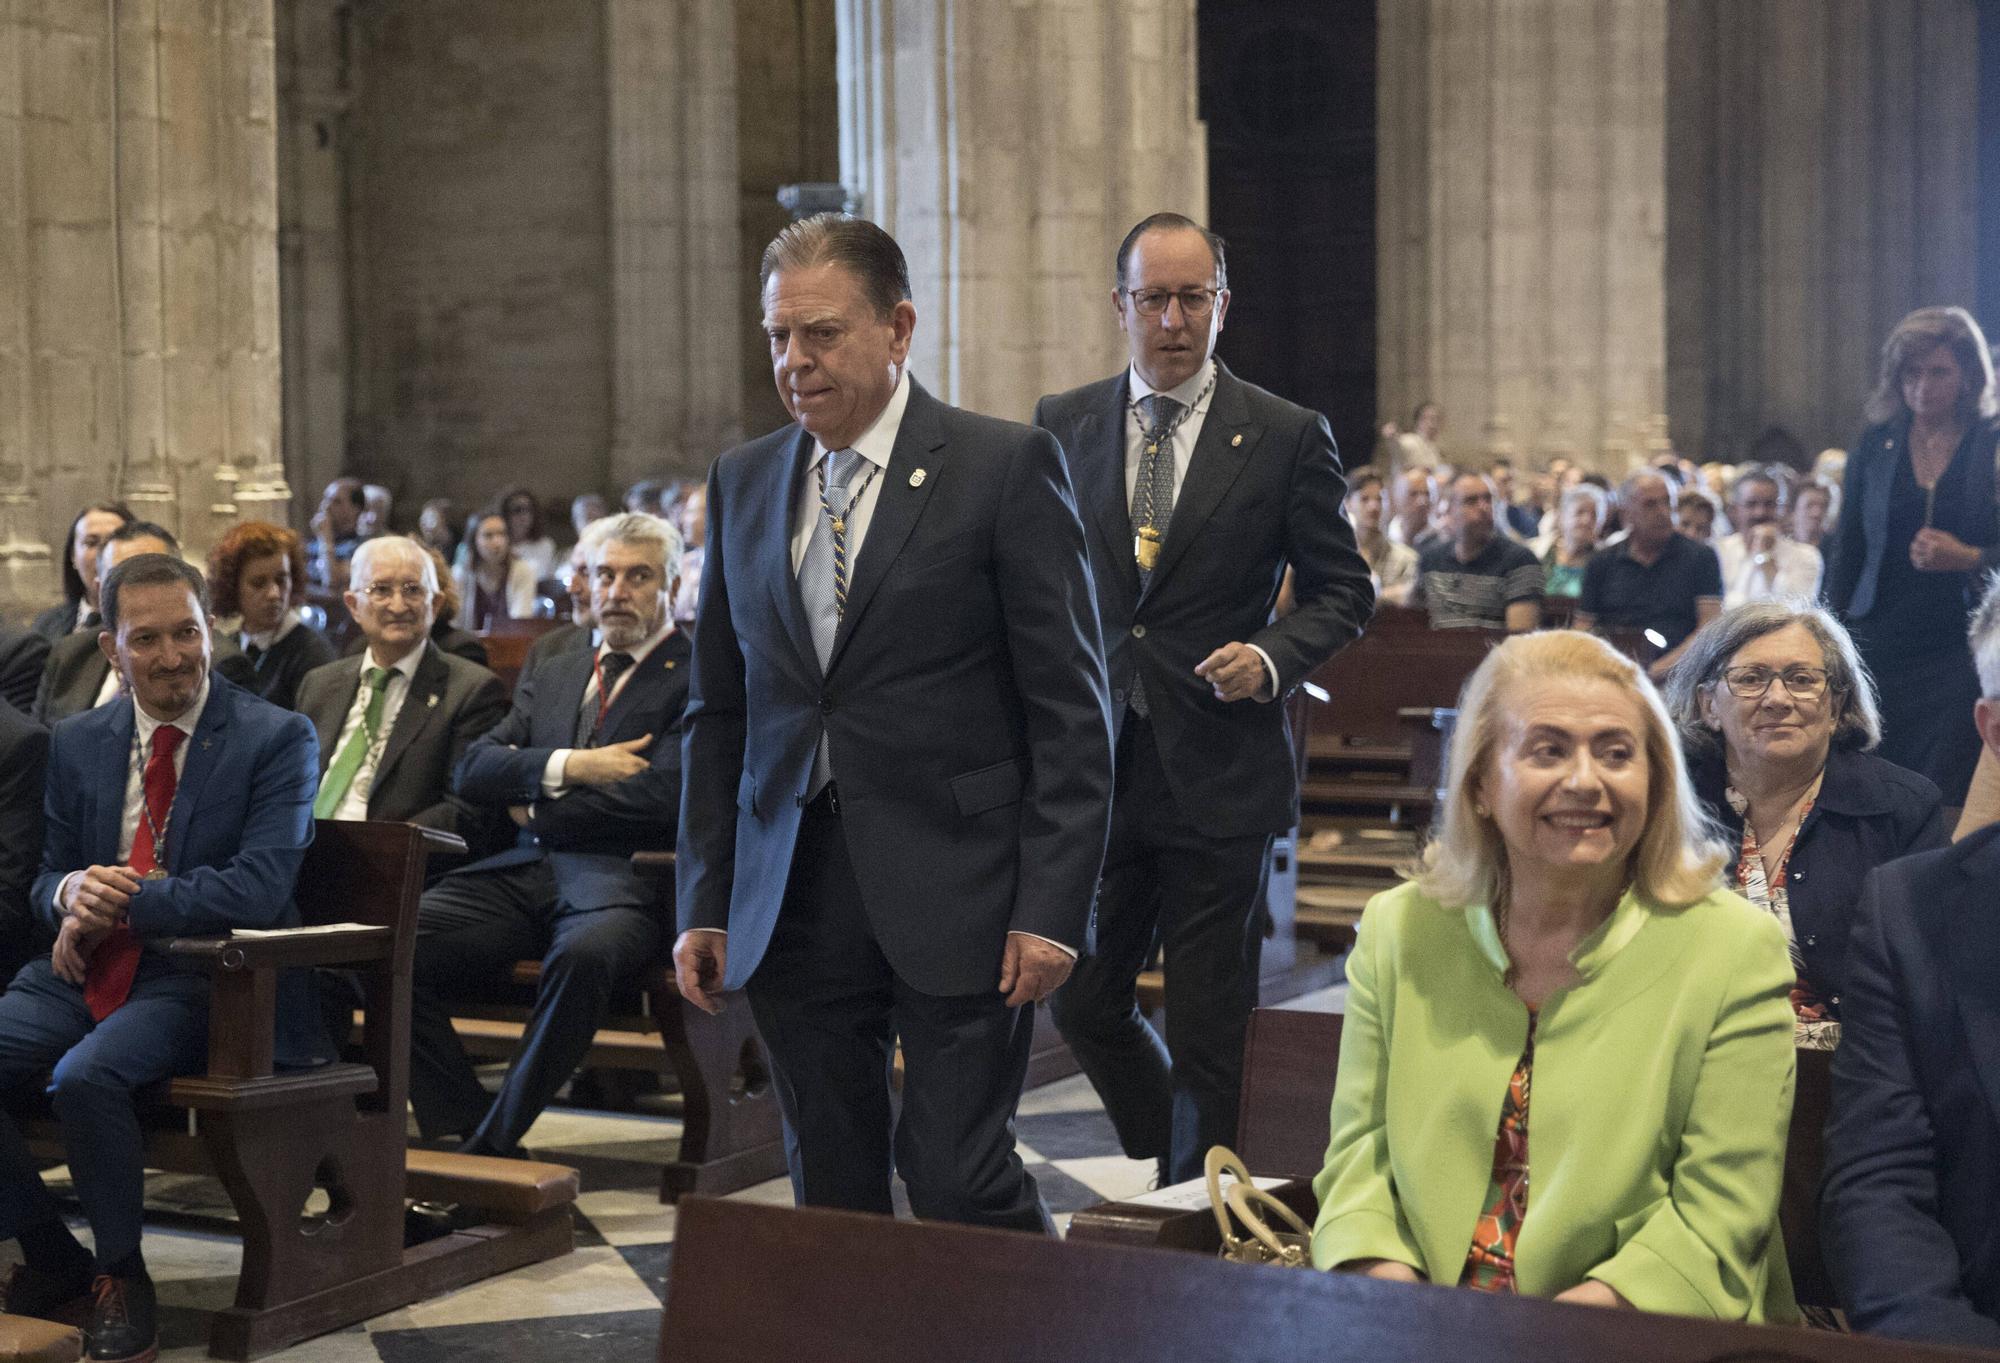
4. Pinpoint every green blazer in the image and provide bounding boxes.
[1311,880,1800,1324]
